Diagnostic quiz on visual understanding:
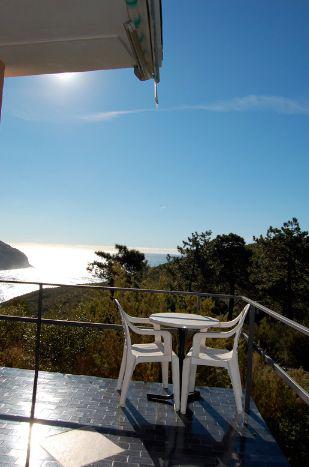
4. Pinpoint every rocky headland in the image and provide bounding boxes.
[0,240,31,270]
